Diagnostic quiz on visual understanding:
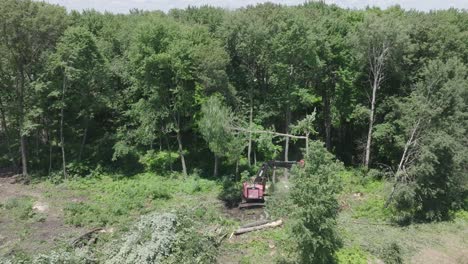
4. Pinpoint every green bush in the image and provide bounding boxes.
[66,162,92,178]
[218,176,241,208]
[336,246,368,264]
[378,242,402,264]
[139,150,179,172]
[289,141,343,264]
